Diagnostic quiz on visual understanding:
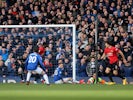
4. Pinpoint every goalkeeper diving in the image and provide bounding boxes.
[87,73,115,85]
